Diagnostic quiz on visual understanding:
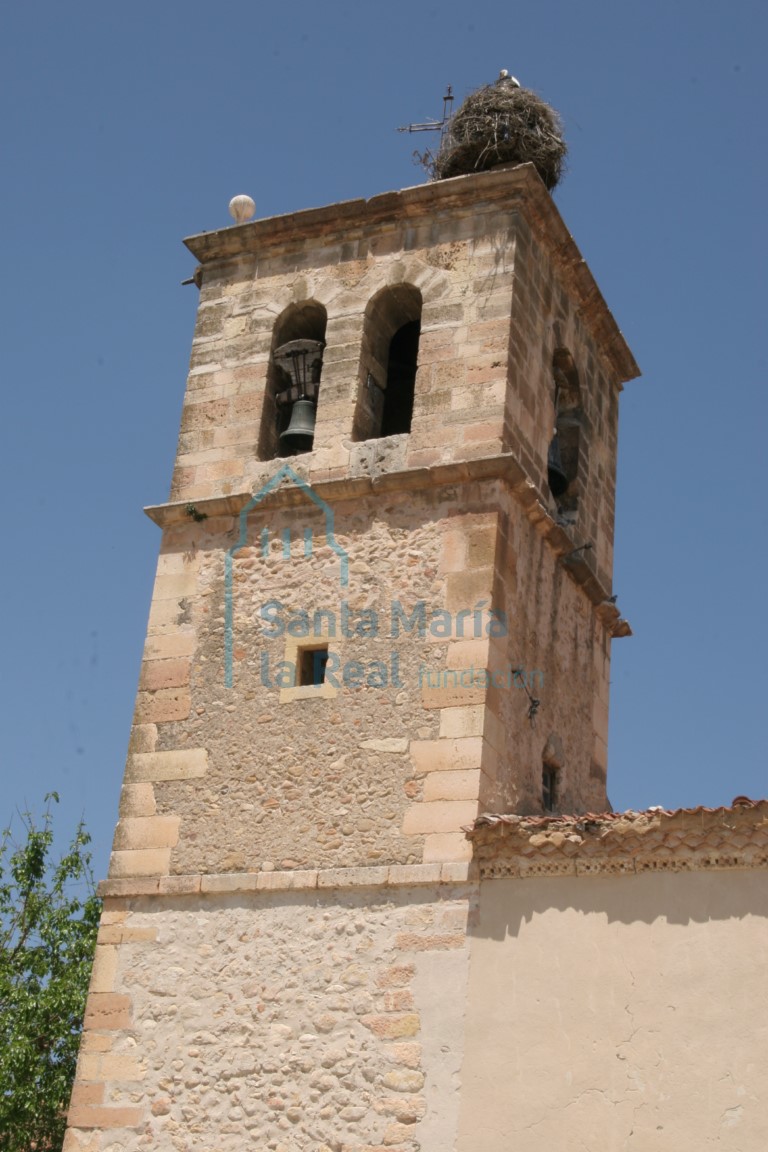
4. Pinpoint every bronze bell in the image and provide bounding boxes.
[280,399,316,454]
[547,435,569,498]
